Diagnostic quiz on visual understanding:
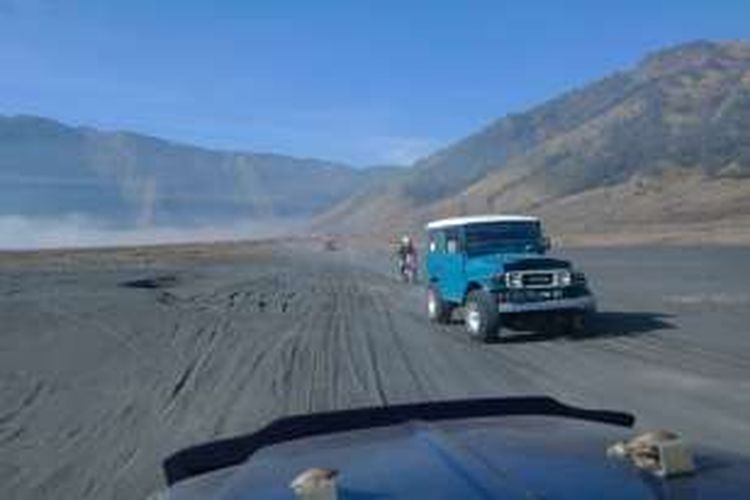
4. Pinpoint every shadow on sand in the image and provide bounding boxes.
[492,311,676,344]
[587,311,676,336]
